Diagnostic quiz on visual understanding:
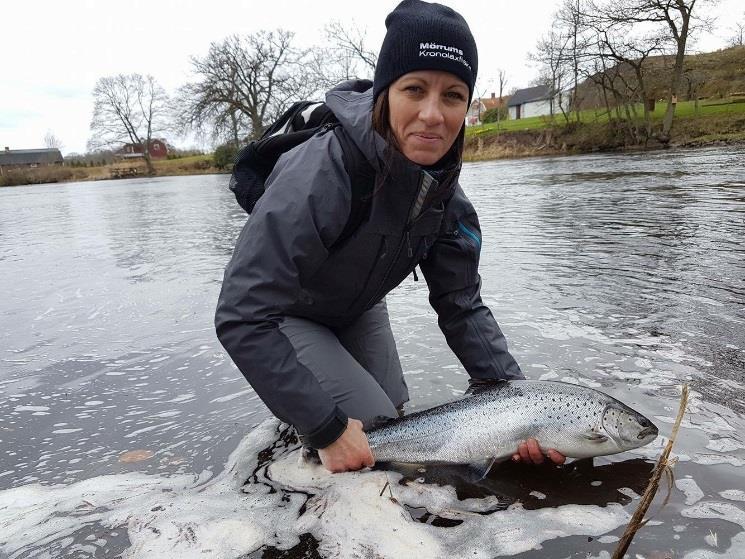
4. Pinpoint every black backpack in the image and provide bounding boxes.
[229,80,375,248]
